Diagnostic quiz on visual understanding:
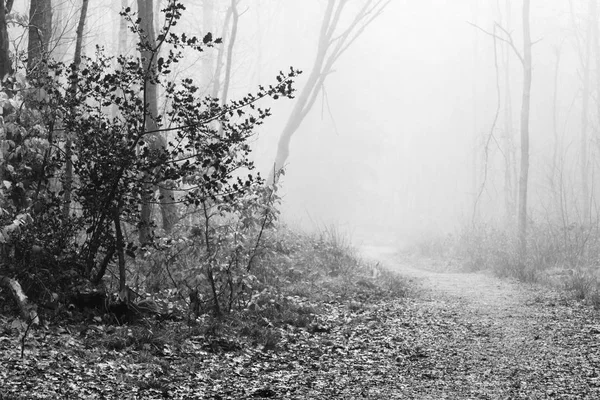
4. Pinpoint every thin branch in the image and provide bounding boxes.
[473,27,504,226]
[468,21,524,65]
